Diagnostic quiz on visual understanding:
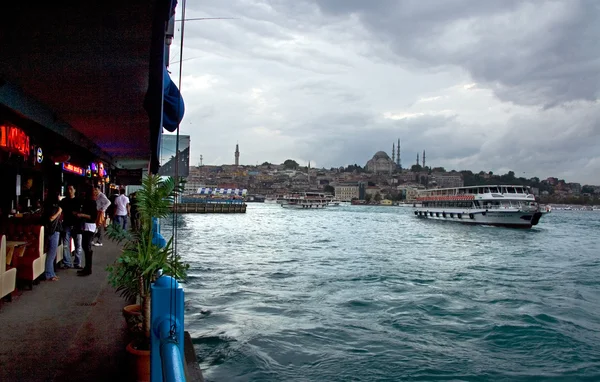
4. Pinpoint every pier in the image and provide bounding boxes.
[174,202,247,214]
[0,239,203,381]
